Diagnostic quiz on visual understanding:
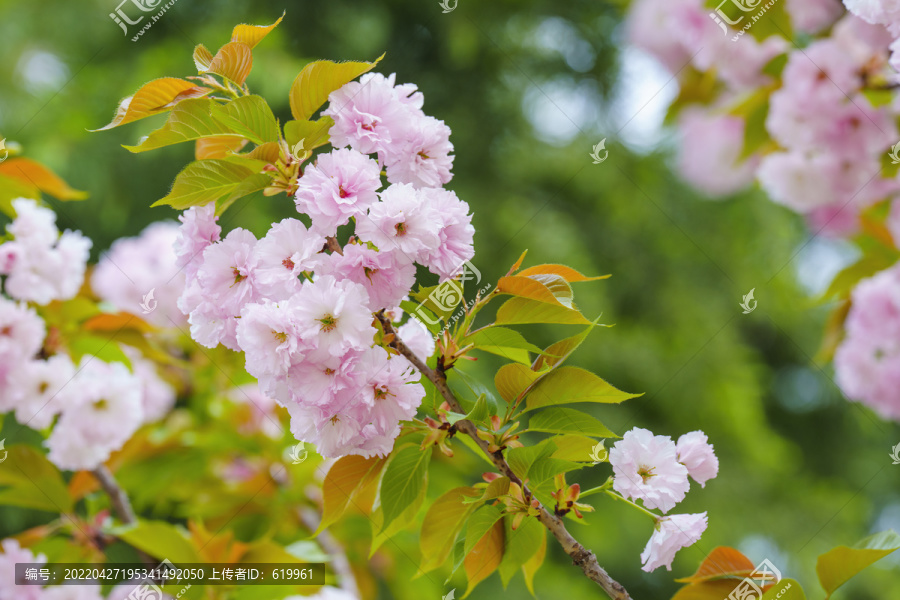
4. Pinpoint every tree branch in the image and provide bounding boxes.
[376,313,633,600]
[299,506,360,597]
[92,465,137,525]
